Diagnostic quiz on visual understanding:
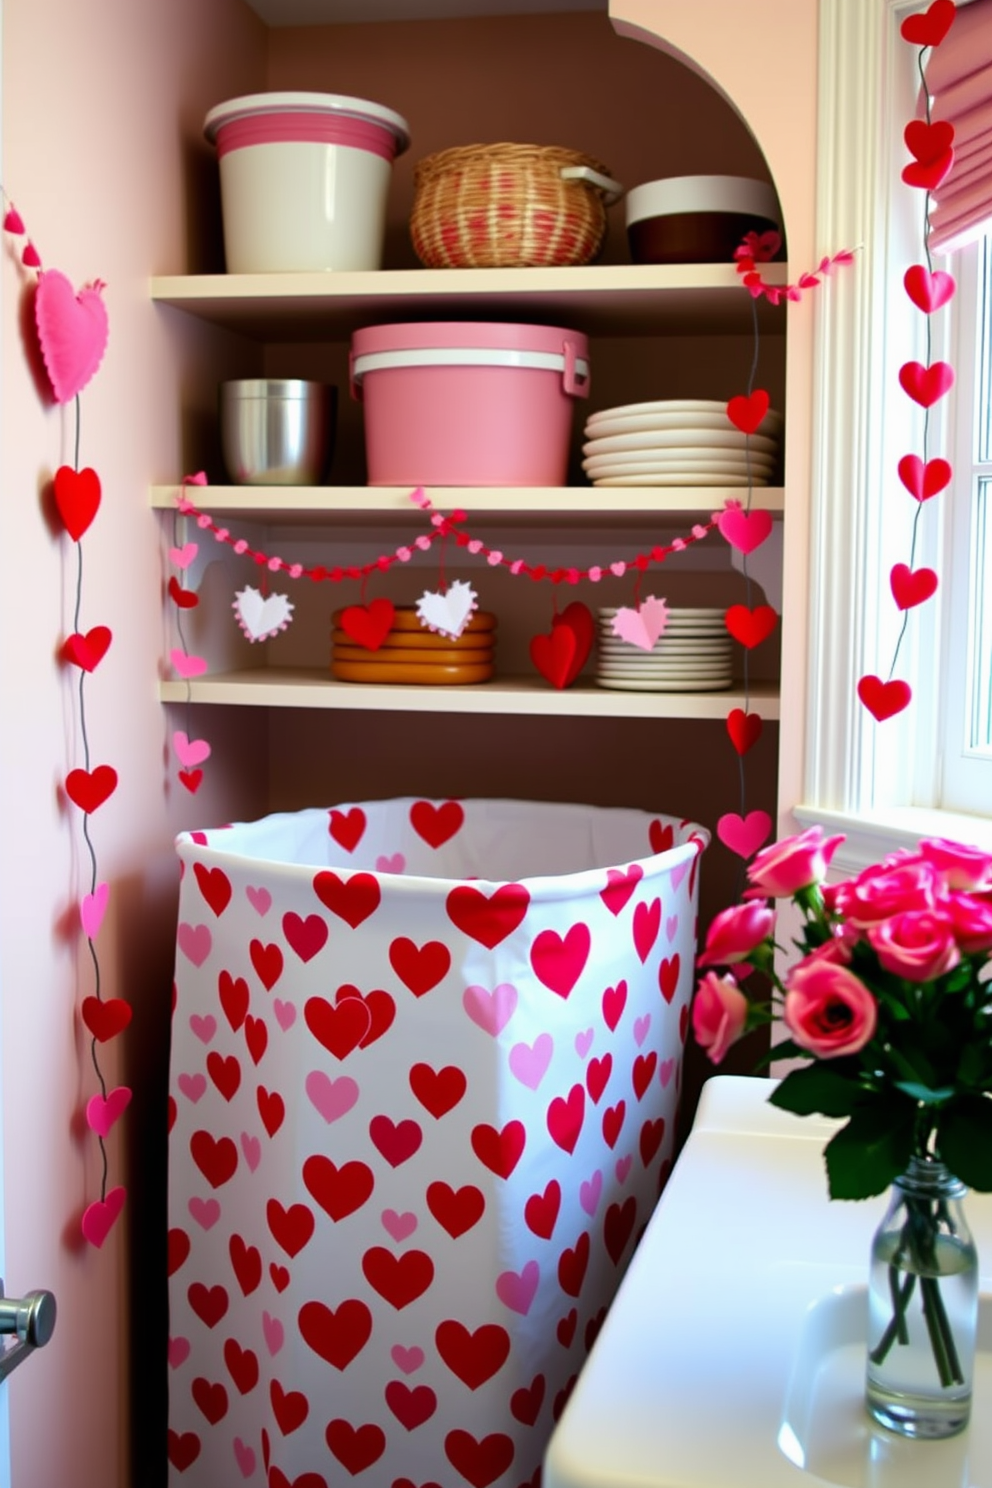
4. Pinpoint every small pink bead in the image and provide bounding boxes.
[415,535,432,551]
[588,567,602,583]
[234,539,249,555]
[268,556,281,572]
[397,547,412,562]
